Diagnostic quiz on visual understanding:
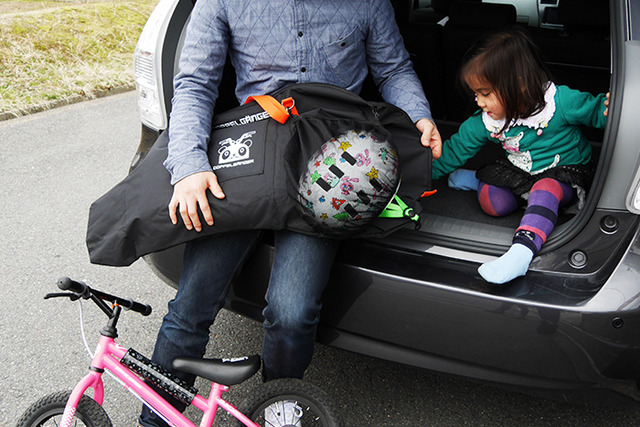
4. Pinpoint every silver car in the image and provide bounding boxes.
[130,0,640,404]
